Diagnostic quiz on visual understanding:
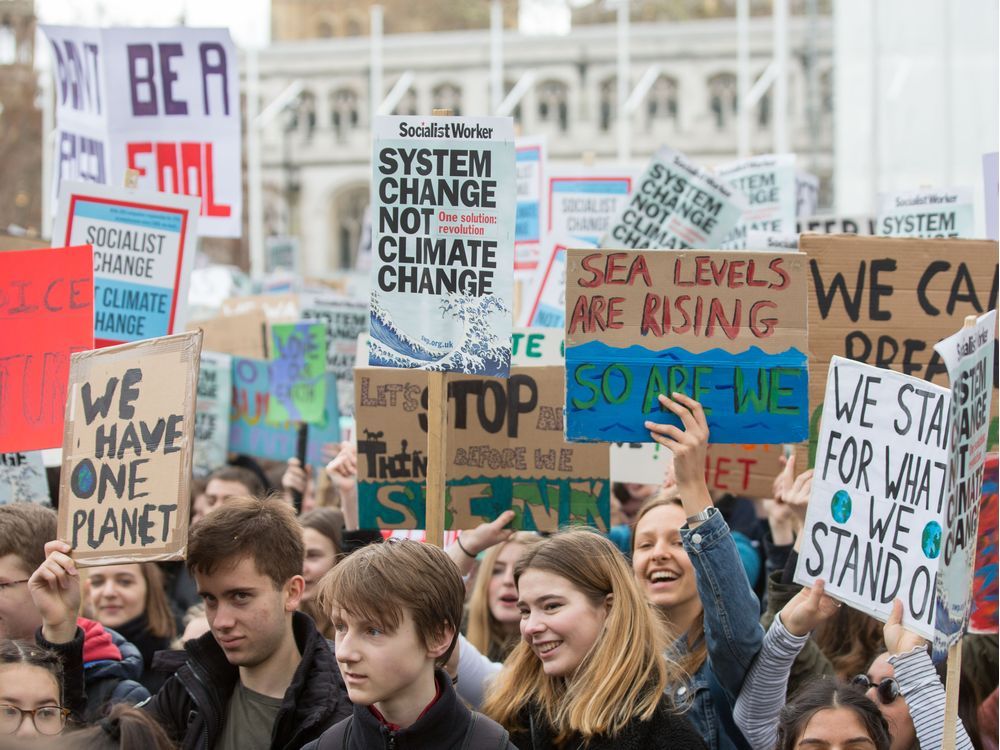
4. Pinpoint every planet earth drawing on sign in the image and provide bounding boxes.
[831,490,852,524]
[922,521,942,559]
